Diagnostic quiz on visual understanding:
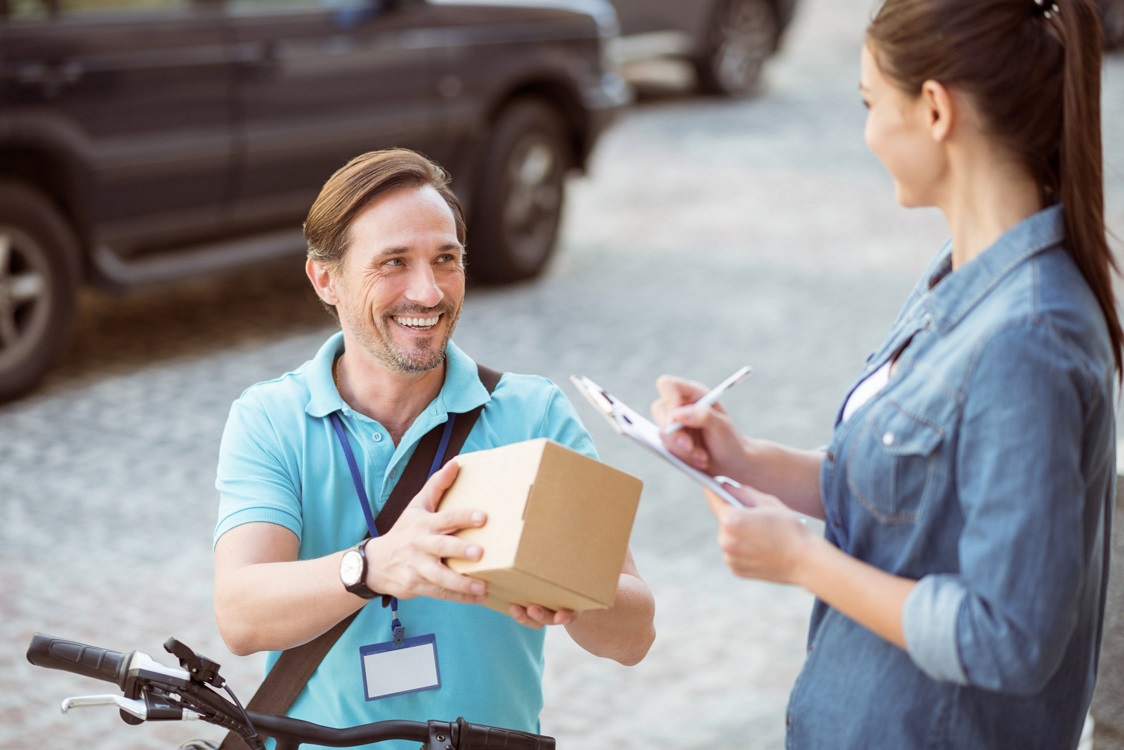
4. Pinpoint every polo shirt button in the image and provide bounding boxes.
[372,432,383,442]
[389,468,398,479]
[882,432,895,446]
